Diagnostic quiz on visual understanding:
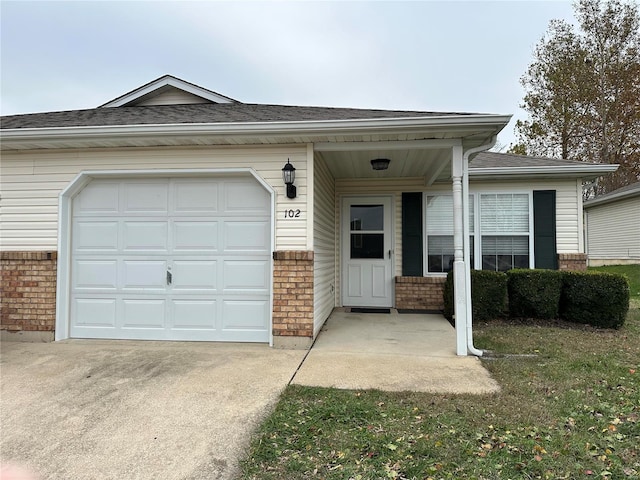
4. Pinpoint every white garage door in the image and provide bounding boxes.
[70,176,271,342]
